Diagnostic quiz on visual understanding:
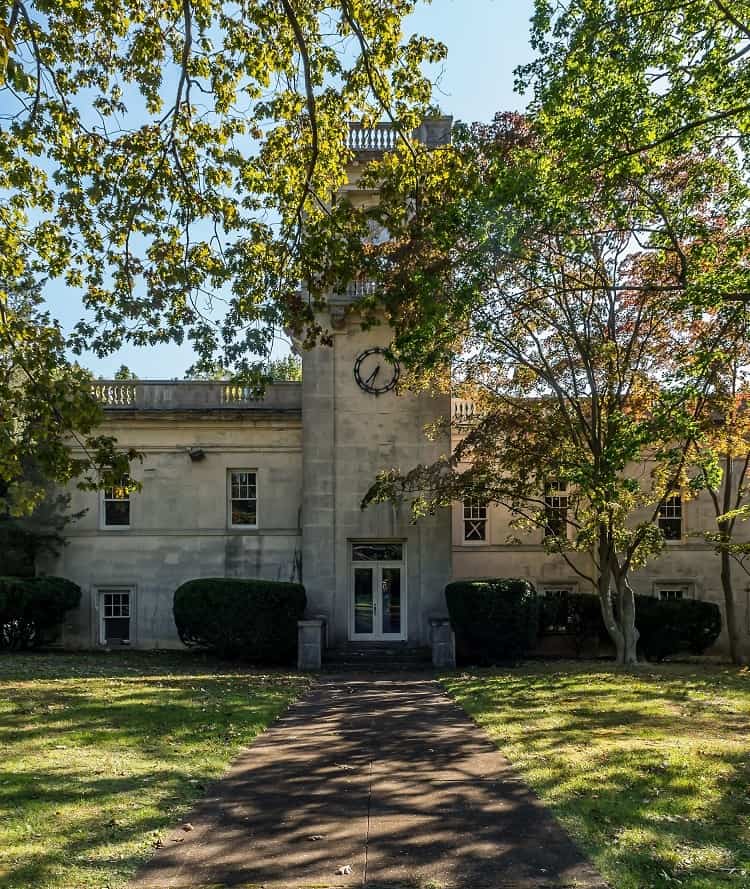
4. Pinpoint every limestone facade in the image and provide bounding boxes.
[46,364,750,657]
[43,118,750,657]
